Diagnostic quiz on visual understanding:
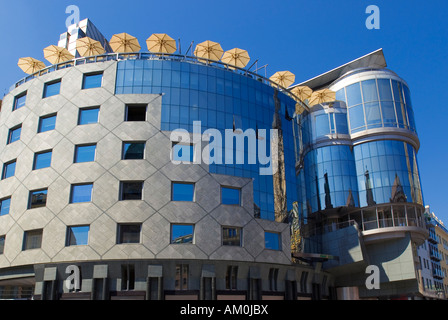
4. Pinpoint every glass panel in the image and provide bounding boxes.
[345,83,362,106]
[334,113,349,134]
[380,101,396,125]
[118,224,141,244]
[43,80,61,98]
[75,145,96,163]
[265,232,281,250]
[378,206,393,228]
[222,227,242,246]
[67,226,90,246]
[364,102,382,126]
[24,230,43,250]
[172,182,195,201]
[71,184,93,203]
[335,88,346,103]
[8,126,21,144]
[79,108,99,125]
[377,79,393,101]
[29,189,47,209]
[121,182,143,200]
[82,73,103,89]
[393,205,406,226]
[361,79,378,103]
[0,236,4,254]
[362,208,377,230]
[0,198,11,216]
[315,114,330,137]
[171,225,194,244]
[38,115,56,133]
[126,105,146,121]
[13,92,27,110]
[2,161,16,179]
[123,142,145,160]
[348,104,365,131]
[34,151,52,170]
[221,187,240,205]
